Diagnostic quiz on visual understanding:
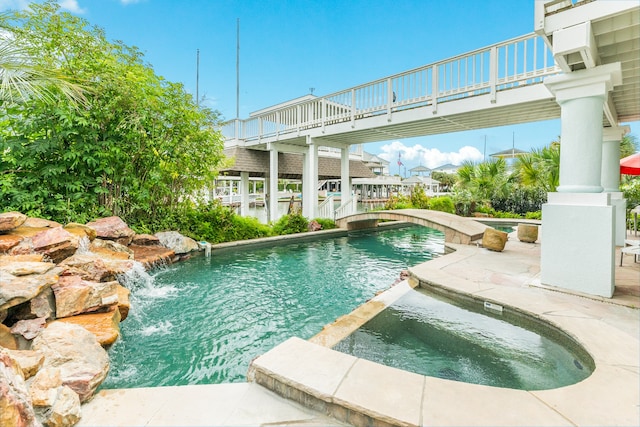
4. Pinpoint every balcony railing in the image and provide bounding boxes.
[222,32,559,142]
